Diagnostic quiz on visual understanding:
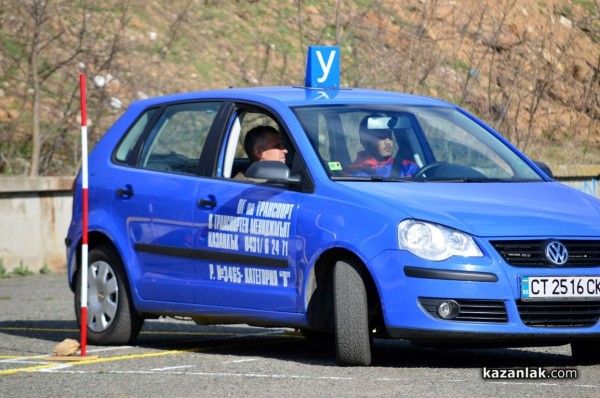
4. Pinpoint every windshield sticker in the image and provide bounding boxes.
[328,161,342,171]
